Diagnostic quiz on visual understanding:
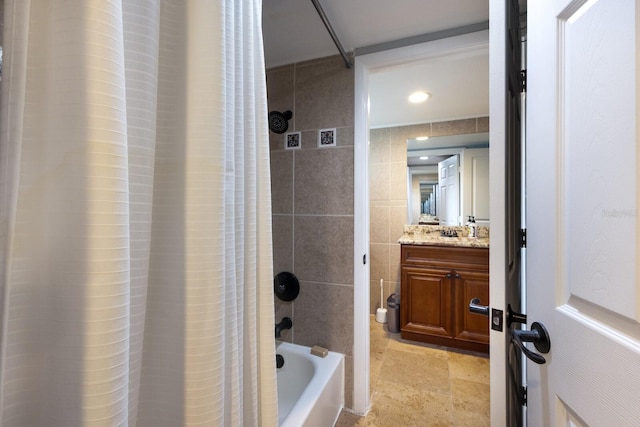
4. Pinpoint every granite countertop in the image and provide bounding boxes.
[398,224,490,249]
